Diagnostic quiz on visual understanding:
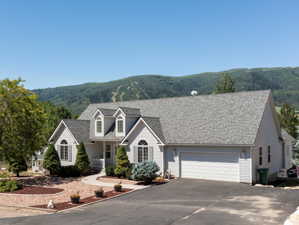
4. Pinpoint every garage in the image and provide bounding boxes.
[180,152,240,182]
